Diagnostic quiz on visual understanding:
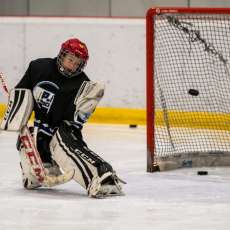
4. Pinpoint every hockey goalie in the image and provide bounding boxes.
[0,38,125,198]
